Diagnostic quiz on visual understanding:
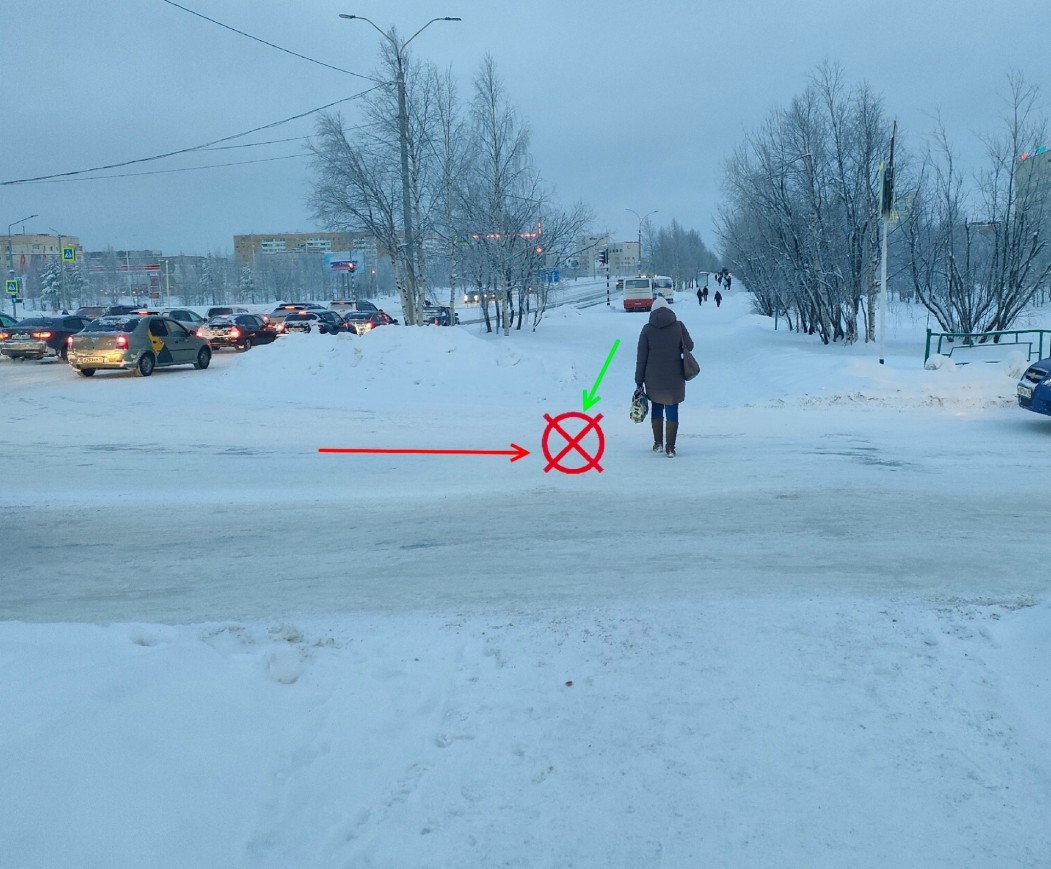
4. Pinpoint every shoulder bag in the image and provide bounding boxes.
[680,324,700,381]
